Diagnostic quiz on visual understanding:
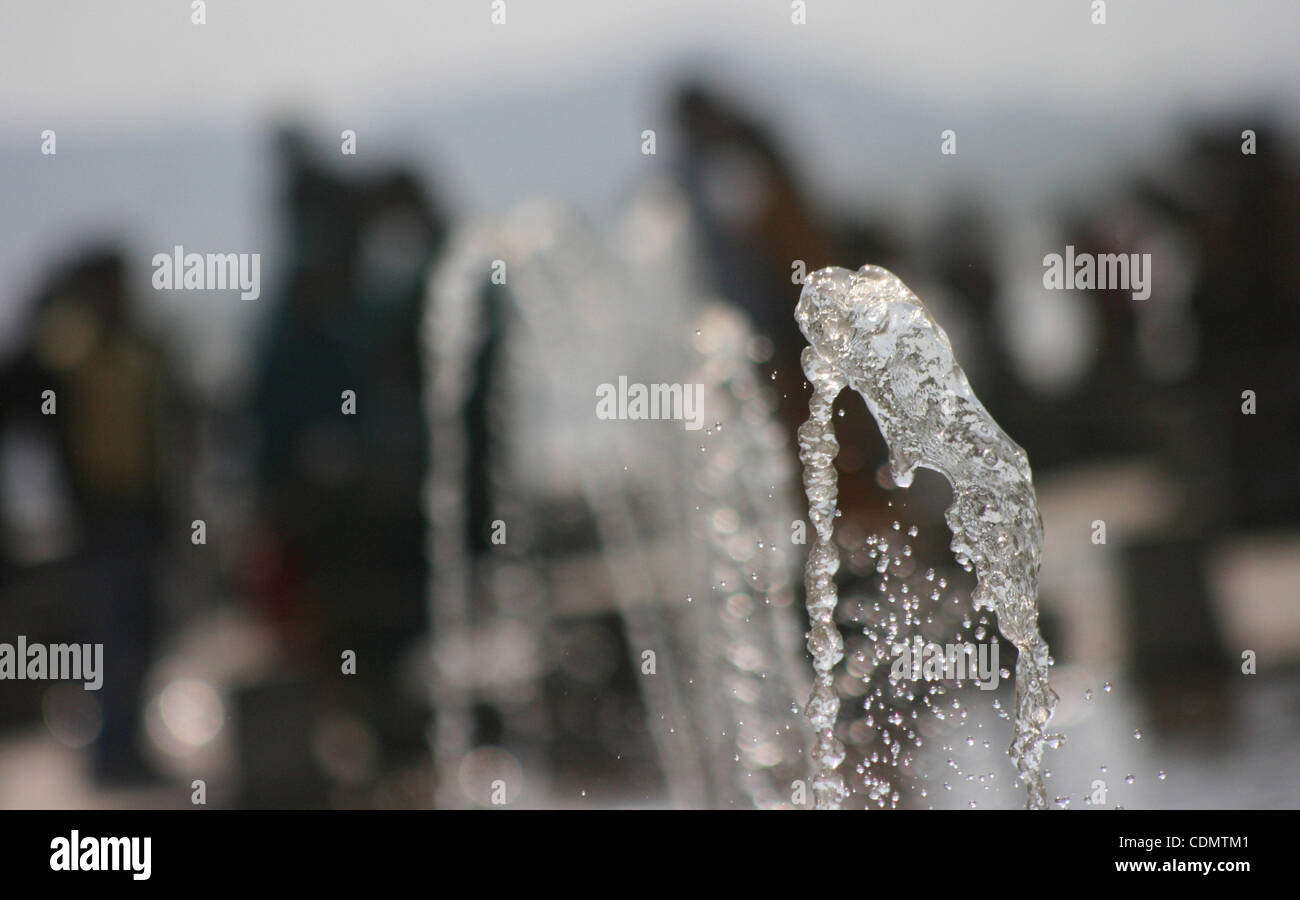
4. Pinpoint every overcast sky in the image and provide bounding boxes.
[2,0,1297,131]
[1,1,1296,384]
